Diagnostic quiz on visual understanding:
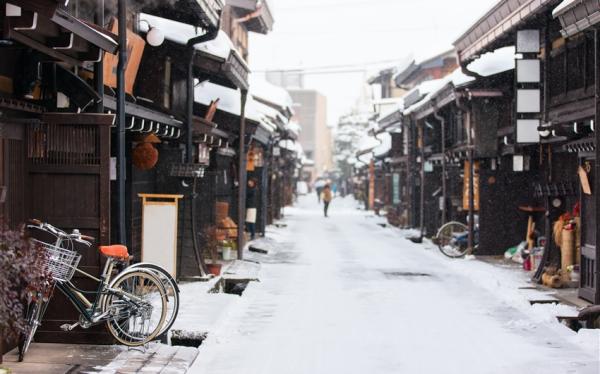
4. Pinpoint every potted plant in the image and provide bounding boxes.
[0,225,49,365]
[203,226,222,276]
